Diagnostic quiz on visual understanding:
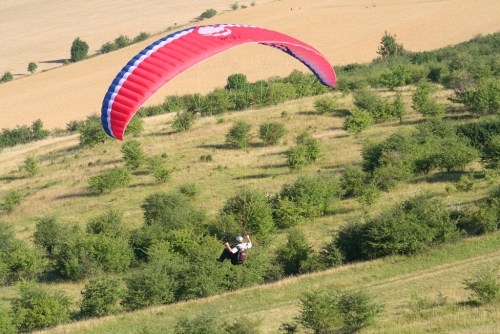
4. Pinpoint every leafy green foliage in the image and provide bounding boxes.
[0,306,16,334]
[0,119,50,149]
[412,81,445,117]
[457,203,498,236]
[226,121,251,149]
[121,139,145,169]
[343,109,374,134]
[124,114,144,135]
[463,267,500,304]
[79,114,110,147]
[88,167,132,193]
[24,155,39,176]
[377,31,405,58]
[11,282,71,332]
[1,190,24,213]
[174,313,219,334]
[100,41,118,54]
[259,122,286,146]
[230,2,239,10]
[452,78,500,115]
[70,37,89,62]
[133,32,150,43]
[147,155,171,183]
[313,95,338,114]
[297,291,341,333]
[114,35,131,49]
[200,8,217,19]
[179,183,200,198]
[34,217,65,255]
[275,228,312,276]
[1,72,13,83]
[172,111,194,132]
[86,209,127,238]
[27,62,37,74]
[80,276,125,317]
[226,73,249,90]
